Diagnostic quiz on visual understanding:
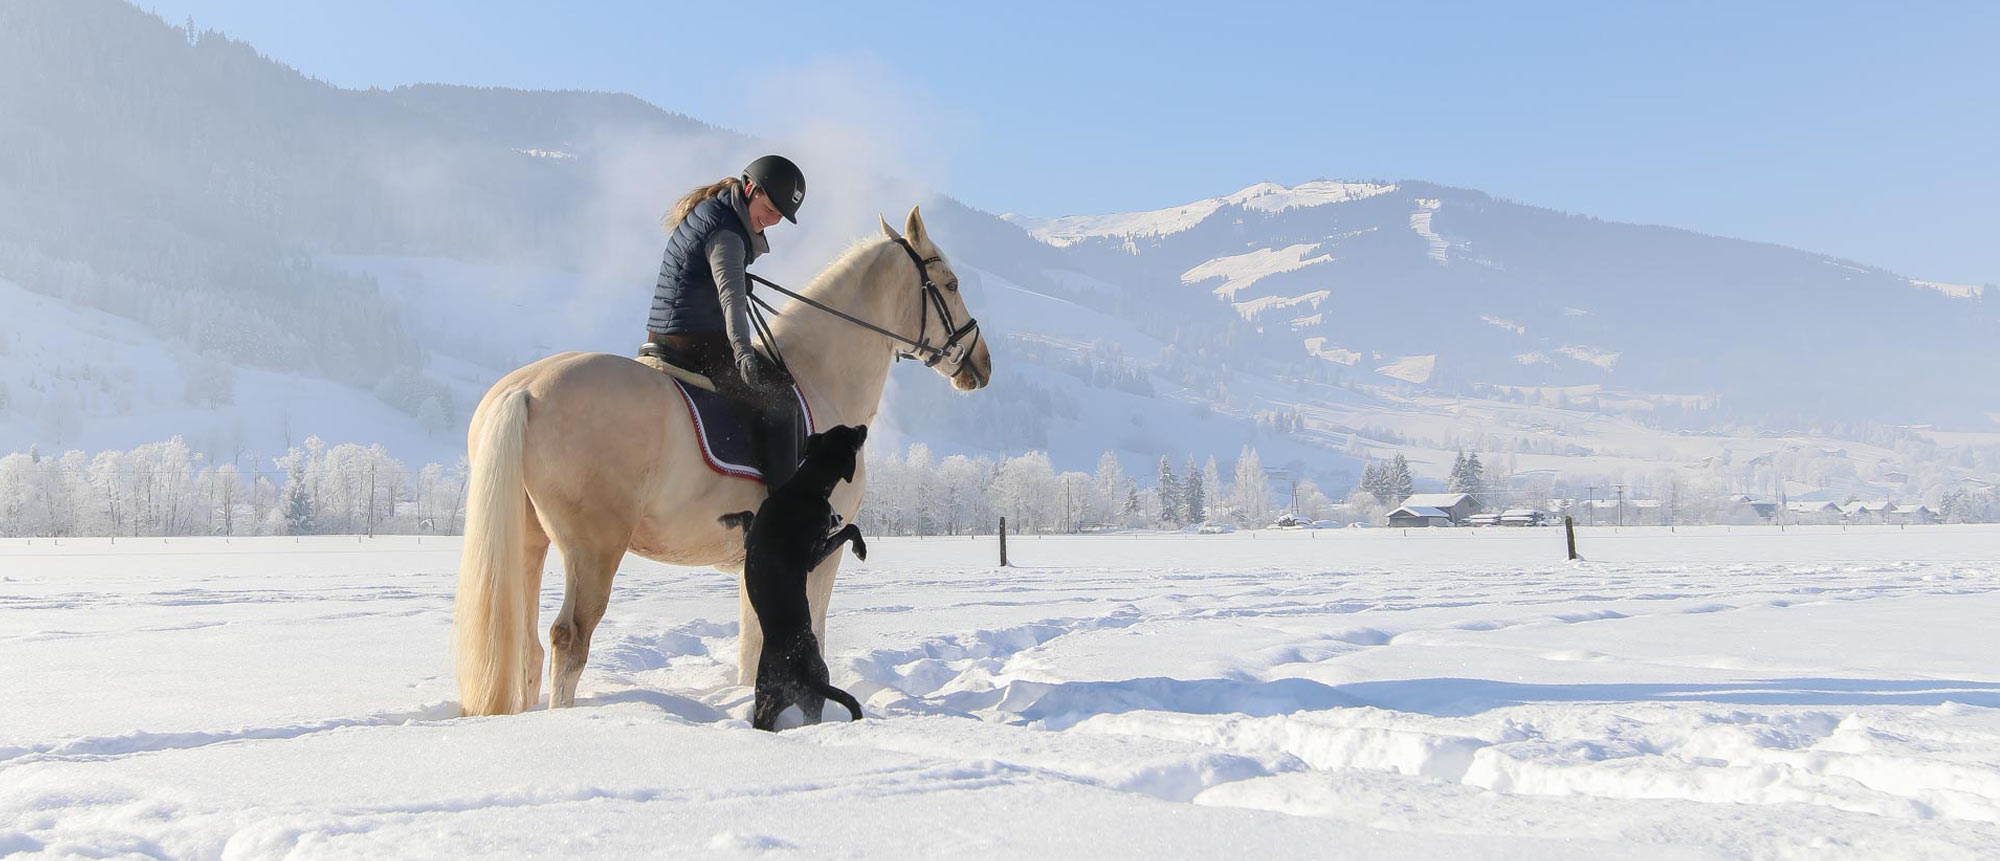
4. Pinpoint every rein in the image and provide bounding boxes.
[744,237,981,371]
